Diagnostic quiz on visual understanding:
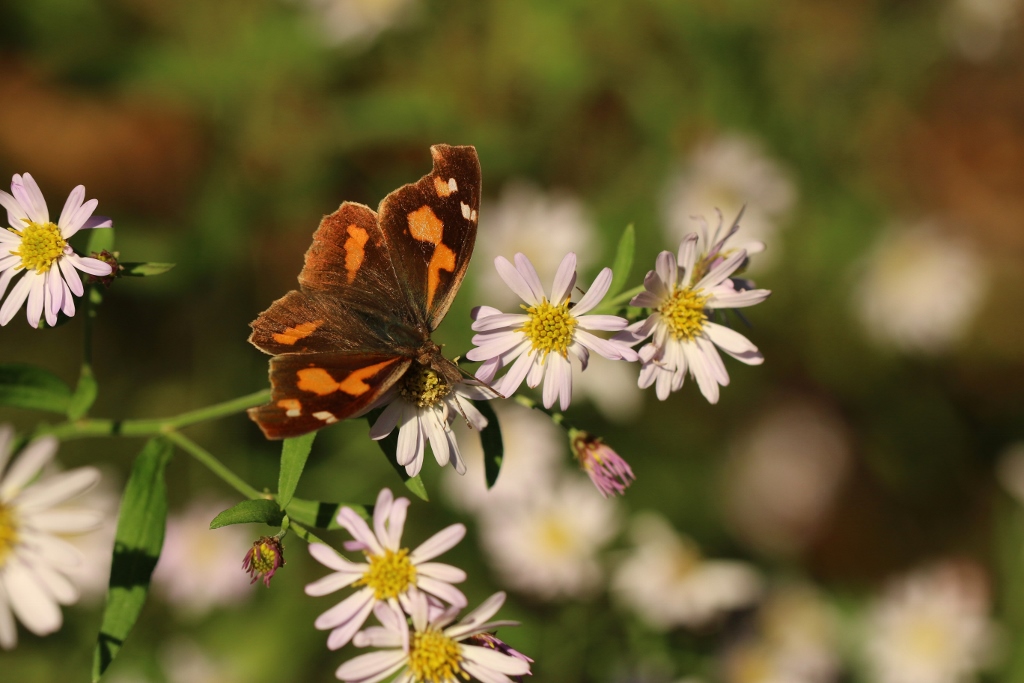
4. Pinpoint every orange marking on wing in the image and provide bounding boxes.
[272,320,321,346]
[337,359,399,396]
[277,399,302,417]
[344,225,370,283]
[426,243,457,311]
[296,367,341,396]
[408,206,443,245]
[434,176,453,197]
